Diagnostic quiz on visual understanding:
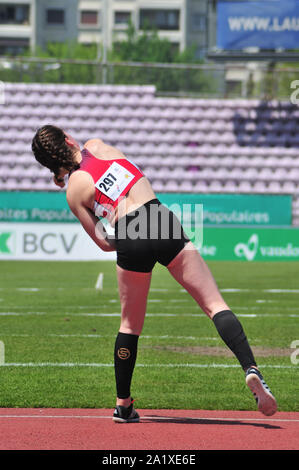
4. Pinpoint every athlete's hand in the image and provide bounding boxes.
[54,175,65,188]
